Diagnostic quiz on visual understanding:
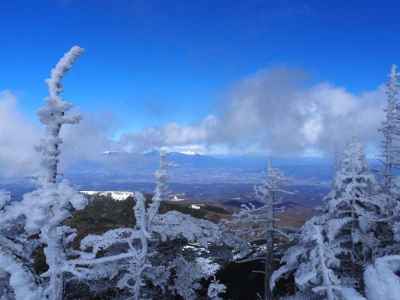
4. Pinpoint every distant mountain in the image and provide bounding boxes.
[3,153,378,206]
[64,151,337,186]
